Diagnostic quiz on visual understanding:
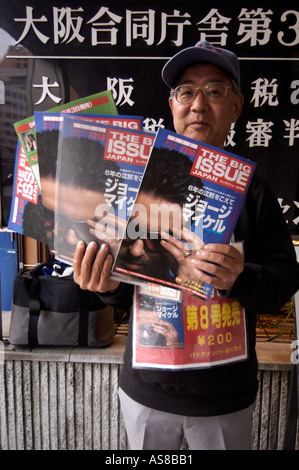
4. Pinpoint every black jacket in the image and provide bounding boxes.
[100,174,299,416]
